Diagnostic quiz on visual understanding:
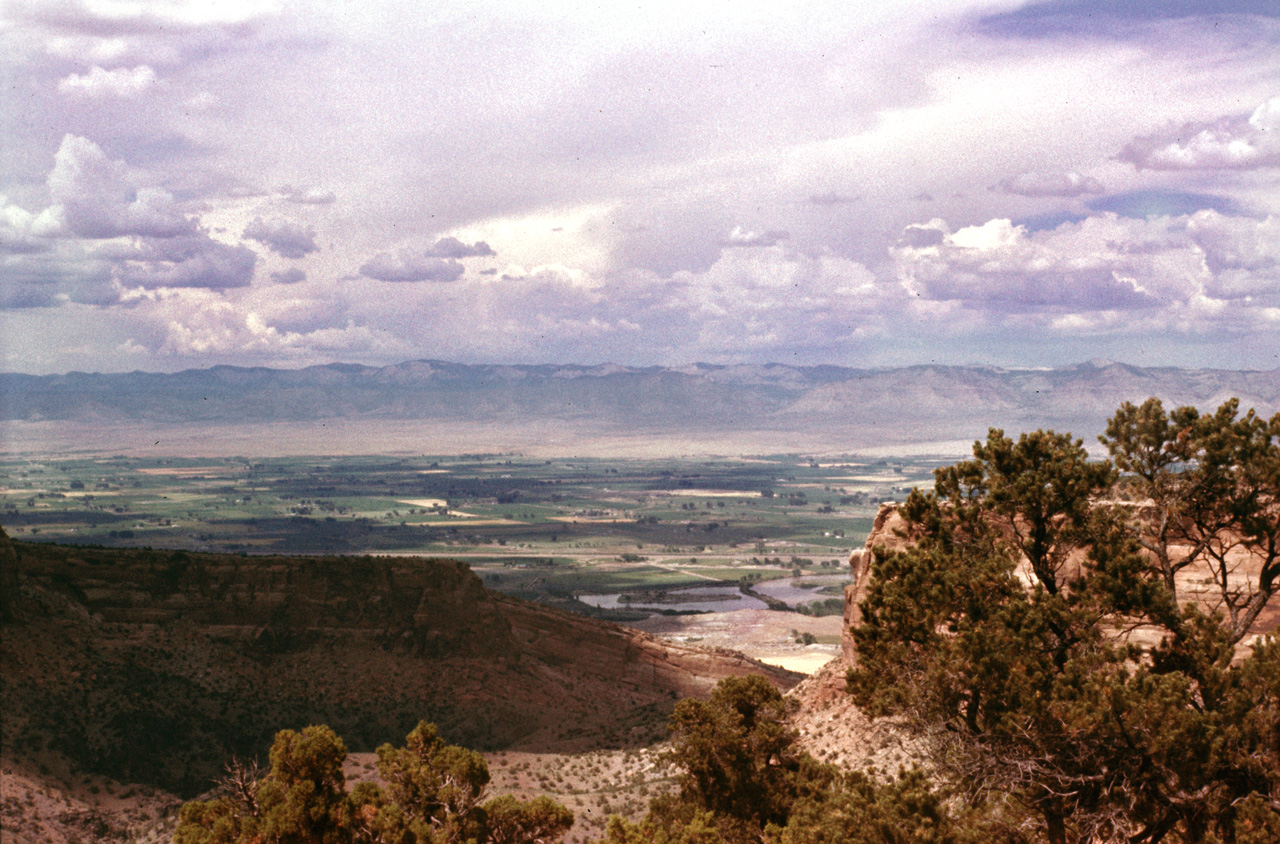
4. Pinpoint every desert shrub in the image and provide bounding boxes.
[175,722,572,844]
